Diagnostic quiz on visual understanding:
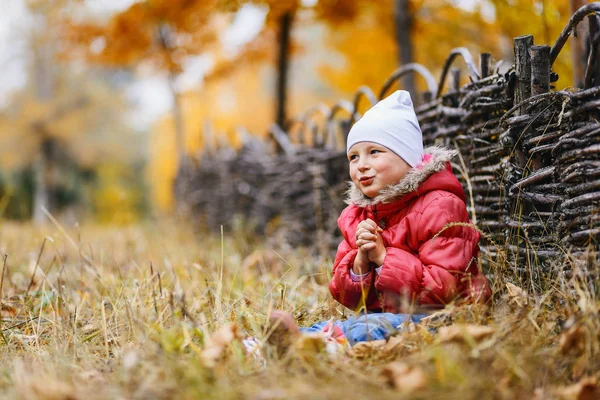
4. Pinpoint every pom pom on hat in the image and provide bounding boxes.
[346,90,424,167]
